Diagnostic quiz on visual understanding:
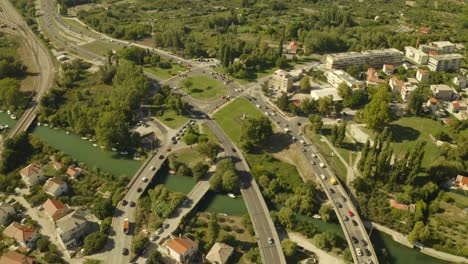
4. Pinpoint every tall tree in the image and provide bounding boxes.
[363,88,391,131]
[300,75,312,92]
[407,85,431,115]
[308,114,323,134]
